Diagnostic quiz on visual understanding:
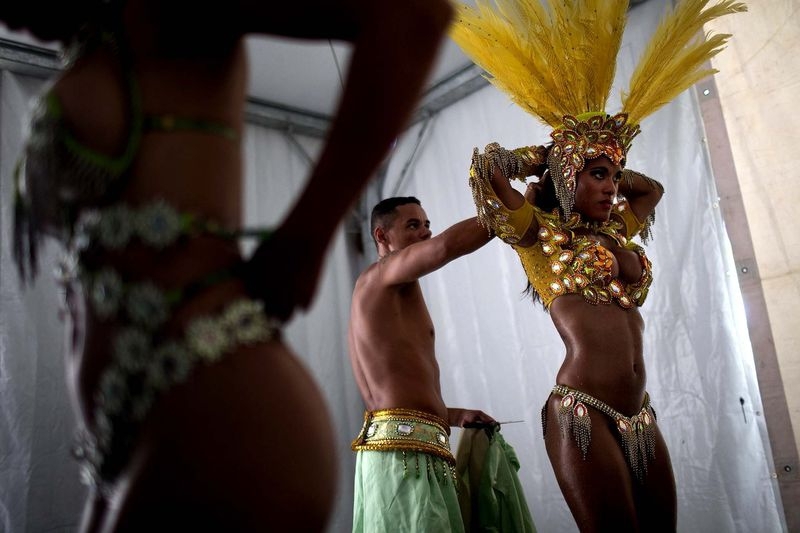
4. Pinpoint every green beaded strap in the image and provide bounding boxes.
[144,114,238,141]
[74,199,271,253]
[56,84,144,177]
